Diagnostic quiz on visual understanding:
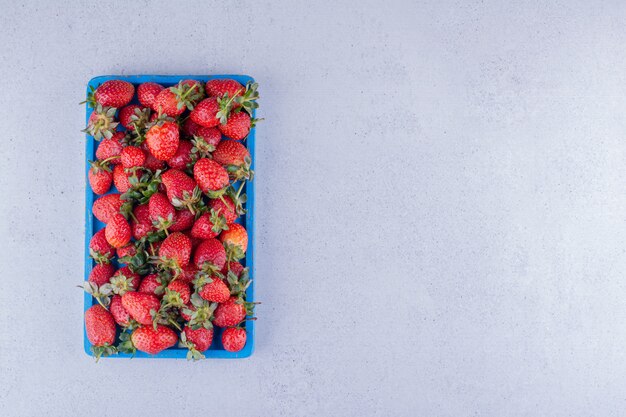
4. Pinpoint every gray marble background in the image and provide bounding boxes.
[1,1,625,416]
